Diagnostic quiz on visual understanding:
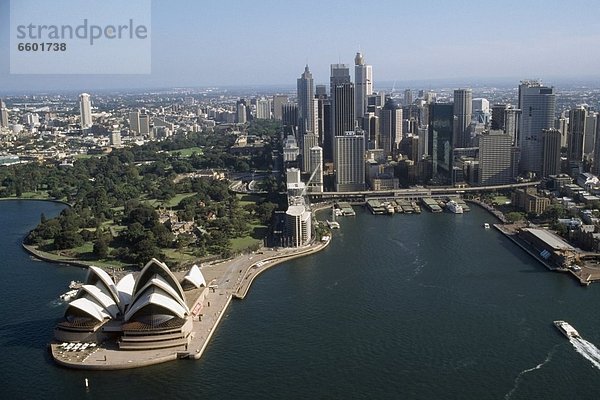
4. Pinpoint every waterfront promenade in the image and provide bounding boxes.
[50,239,330,369]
